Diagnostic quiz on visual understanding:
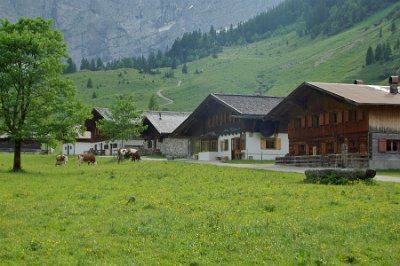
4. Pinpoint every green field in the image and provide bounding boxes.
[69,3,400,111]
[0,154,399,265]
